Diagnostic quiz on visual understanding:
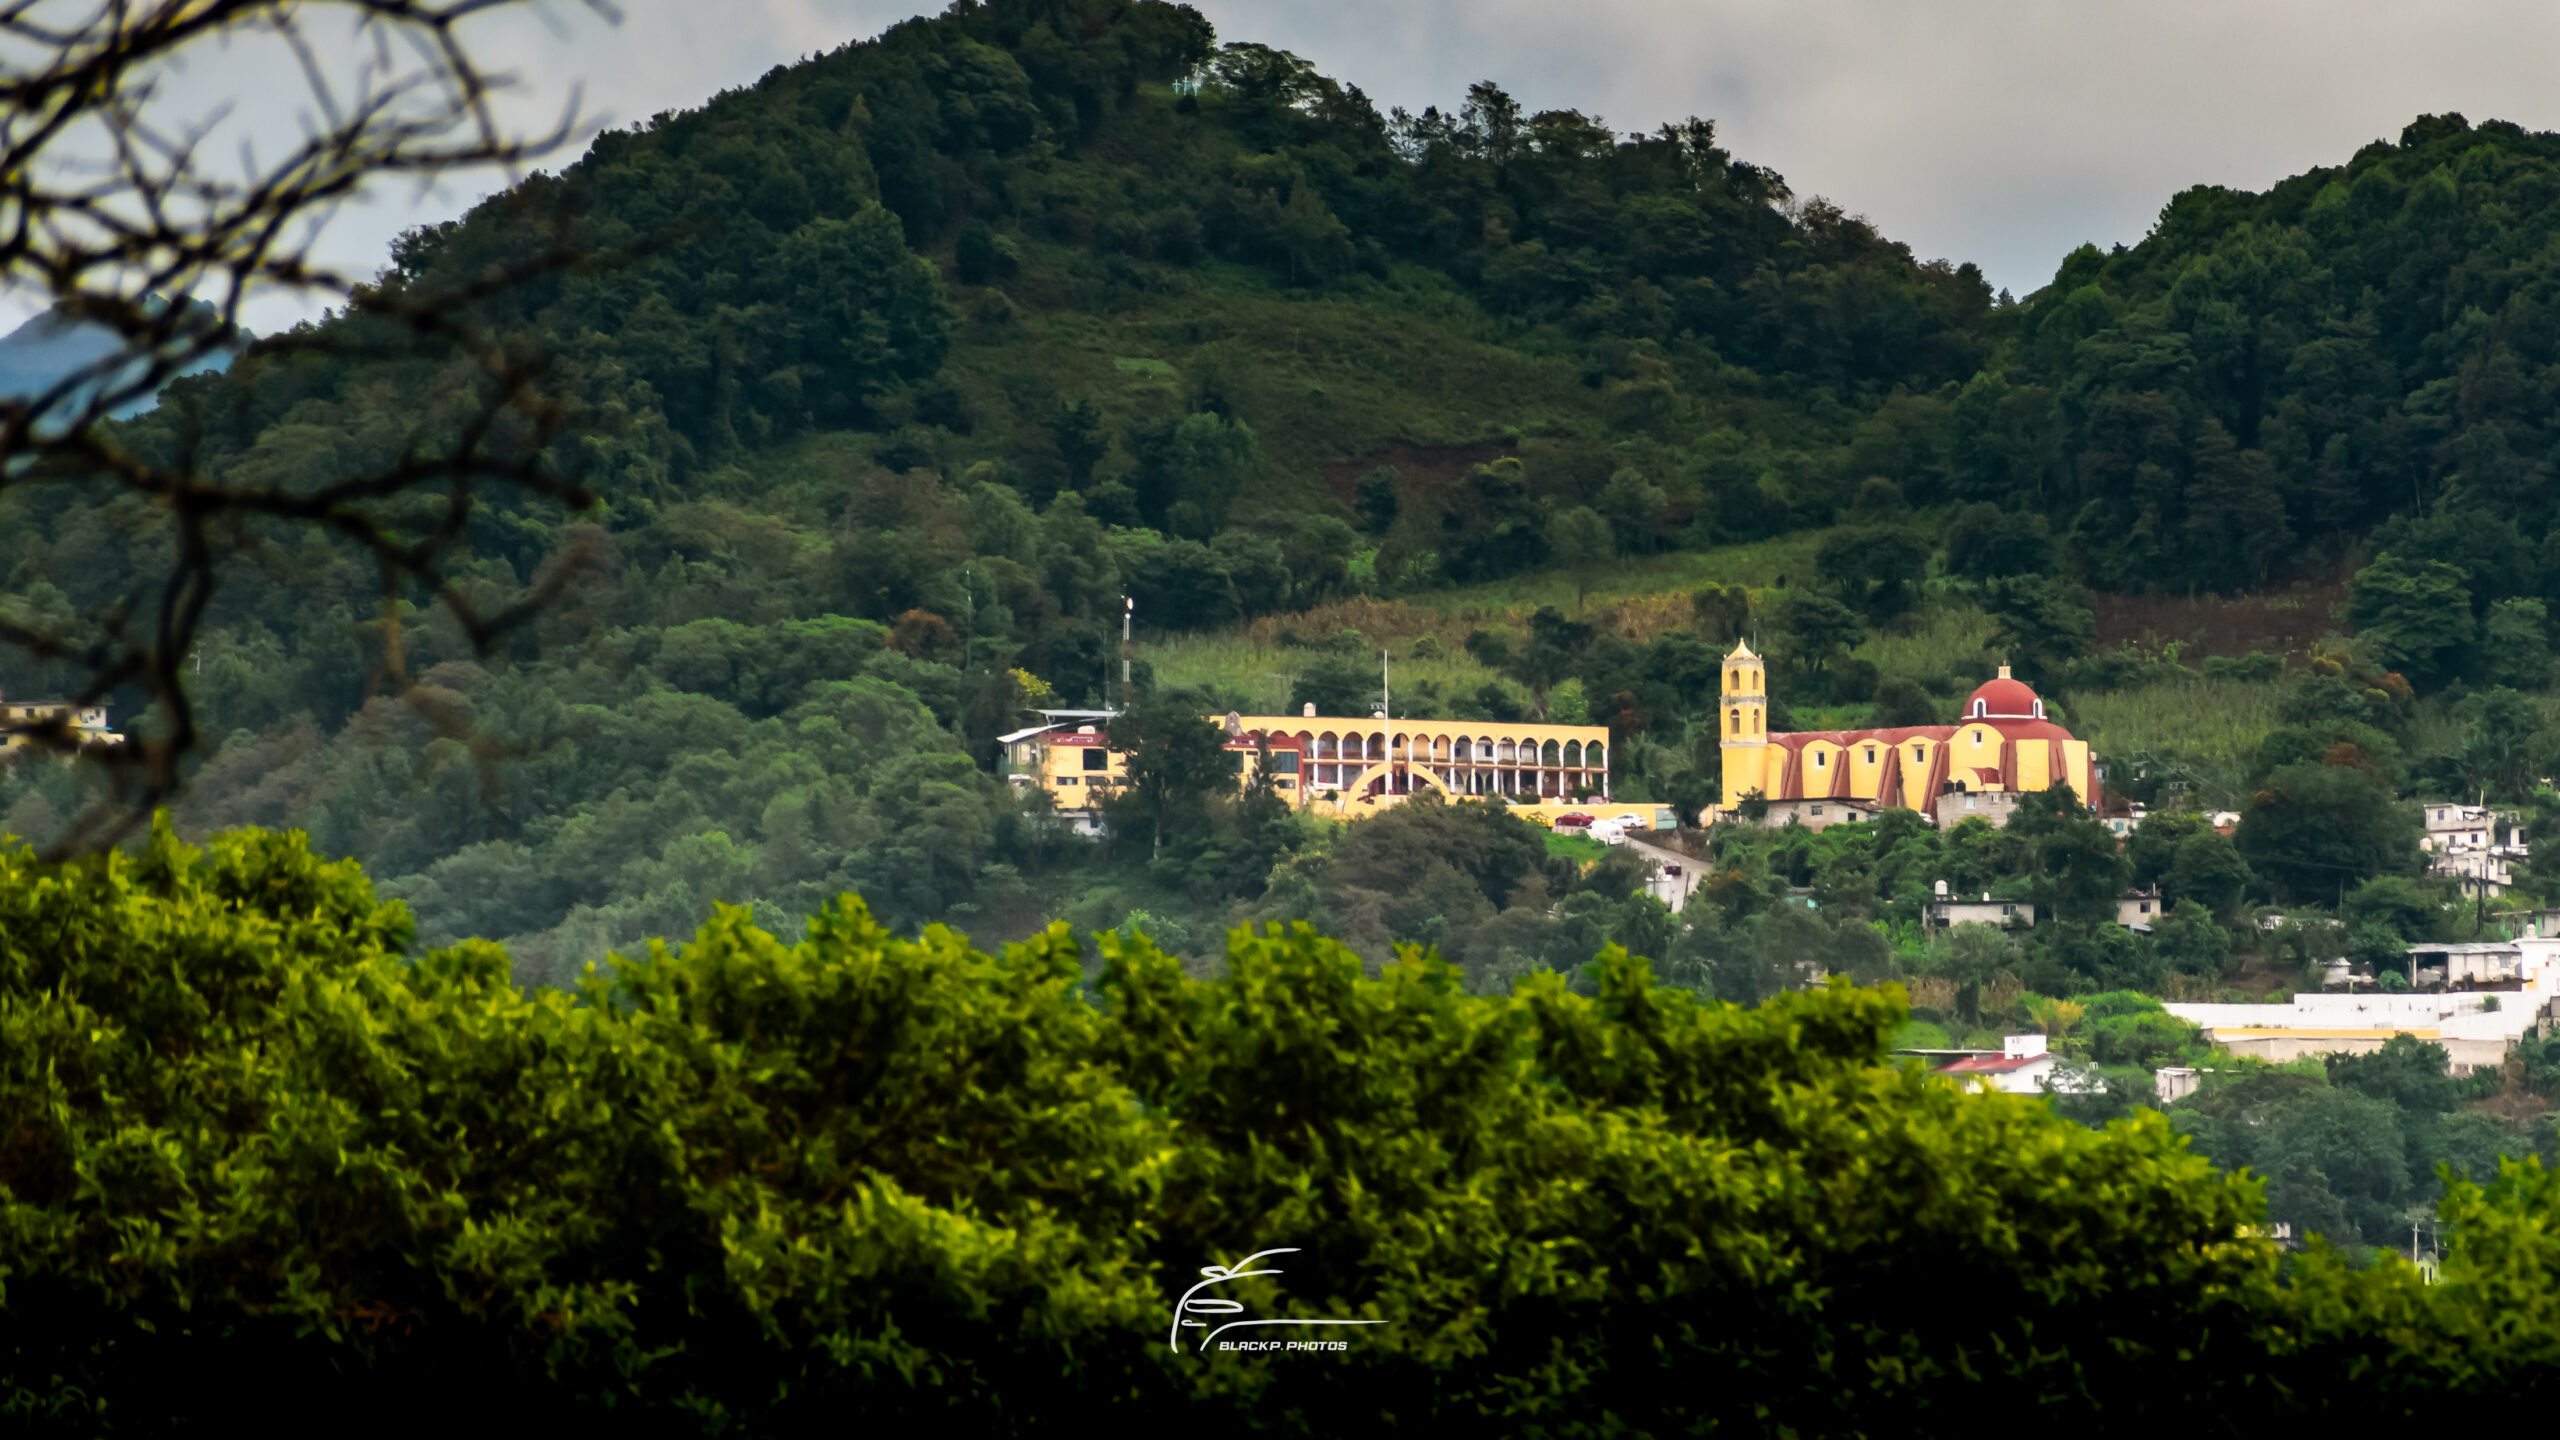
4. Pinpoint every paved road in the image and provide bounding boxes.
[1622,834,1703,913]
